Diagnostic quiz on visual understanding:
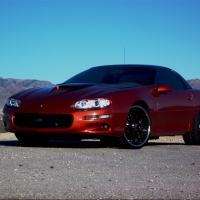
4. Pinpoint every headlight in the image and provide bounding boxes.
[6,98,21,108]
[75,98,111,110]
